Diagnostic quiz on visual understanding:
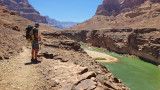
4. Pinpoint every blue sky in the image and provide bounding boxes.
[28,0,103,22]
